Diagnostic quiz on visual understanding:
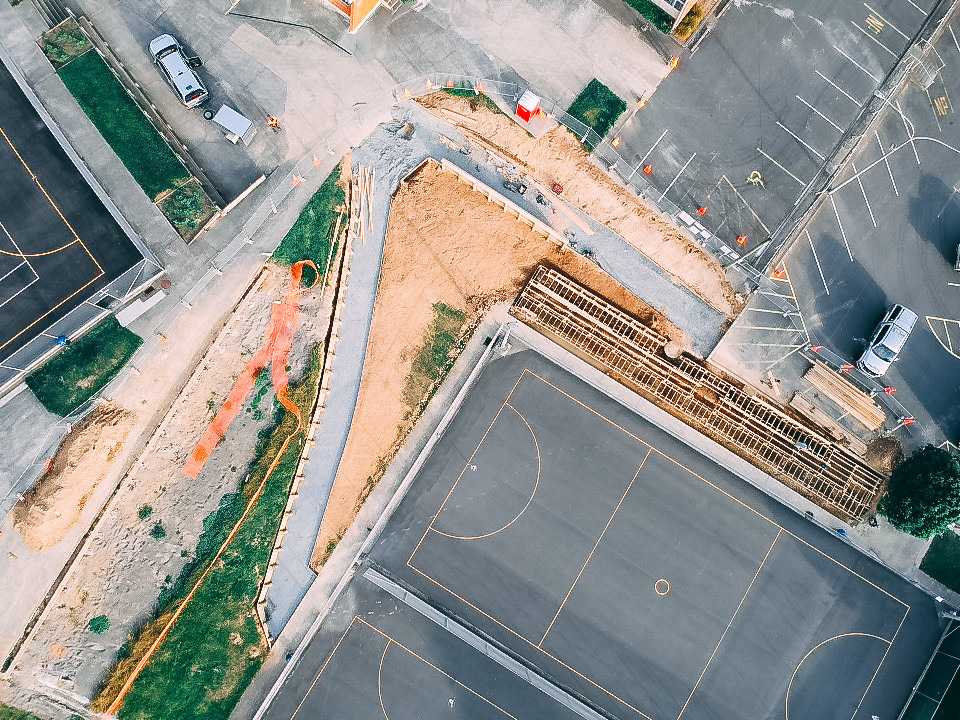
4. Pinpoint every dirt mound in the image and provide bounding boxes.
[13,403,135,551]
[417,92,738,316]
[864,436,903,476]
